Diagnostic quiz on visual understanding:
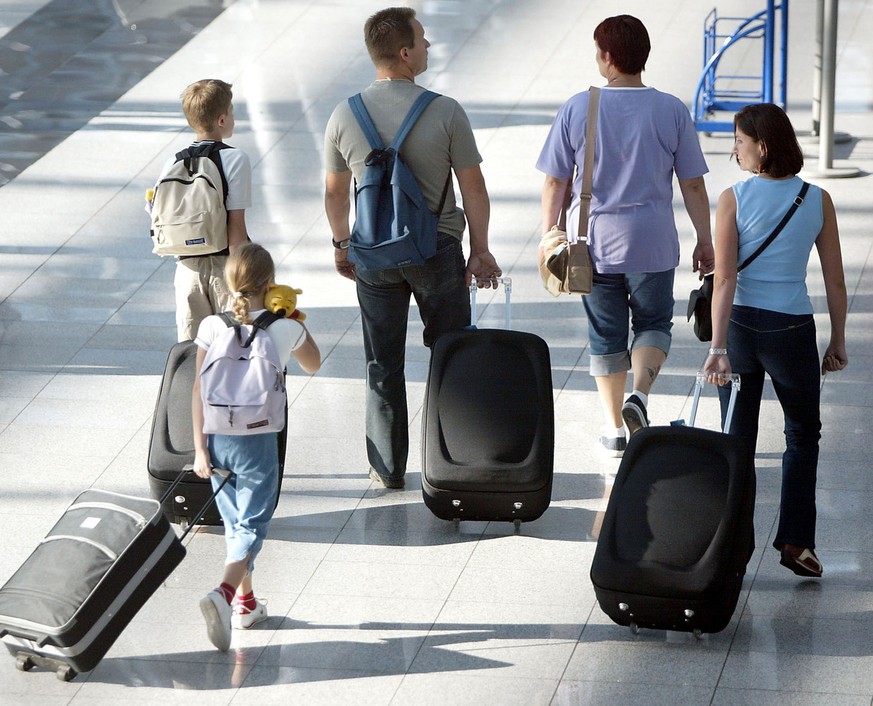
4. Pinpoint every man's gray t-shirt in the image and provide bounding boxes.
[324,79,482,241]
